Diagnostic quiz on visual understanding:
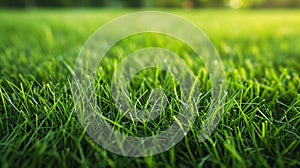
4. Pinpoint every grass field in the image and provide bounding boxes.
[0,9,299,167]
